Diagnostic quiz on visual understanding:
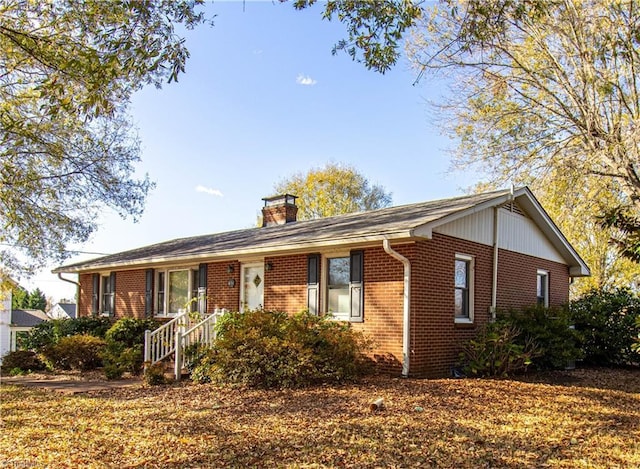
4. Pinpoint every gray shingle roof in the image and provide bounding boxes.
[52,187,591,276]
[11,309,48,327]
[58,303,77,318]
[54,189,513,273]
